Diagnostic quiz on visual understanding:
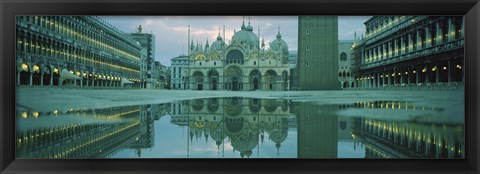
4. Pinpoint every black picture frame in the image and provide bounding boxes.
[1,0,479,173]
